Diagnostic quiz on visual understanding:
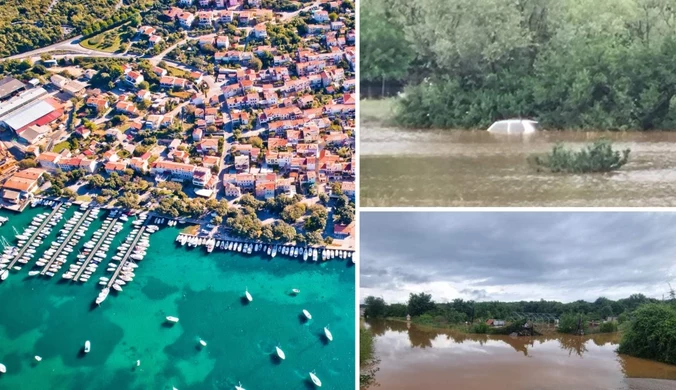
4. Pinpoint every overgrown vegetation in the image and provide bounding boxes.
[618,303,676,365]
[359,326,379,389]
[362,0,676,130]
[363,293,652,336]
[531,140,631,173]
